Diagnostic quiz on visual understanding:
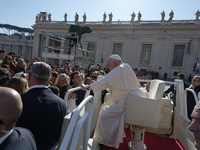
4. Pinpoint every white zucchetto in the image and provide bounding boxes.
[109,54,122,61]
